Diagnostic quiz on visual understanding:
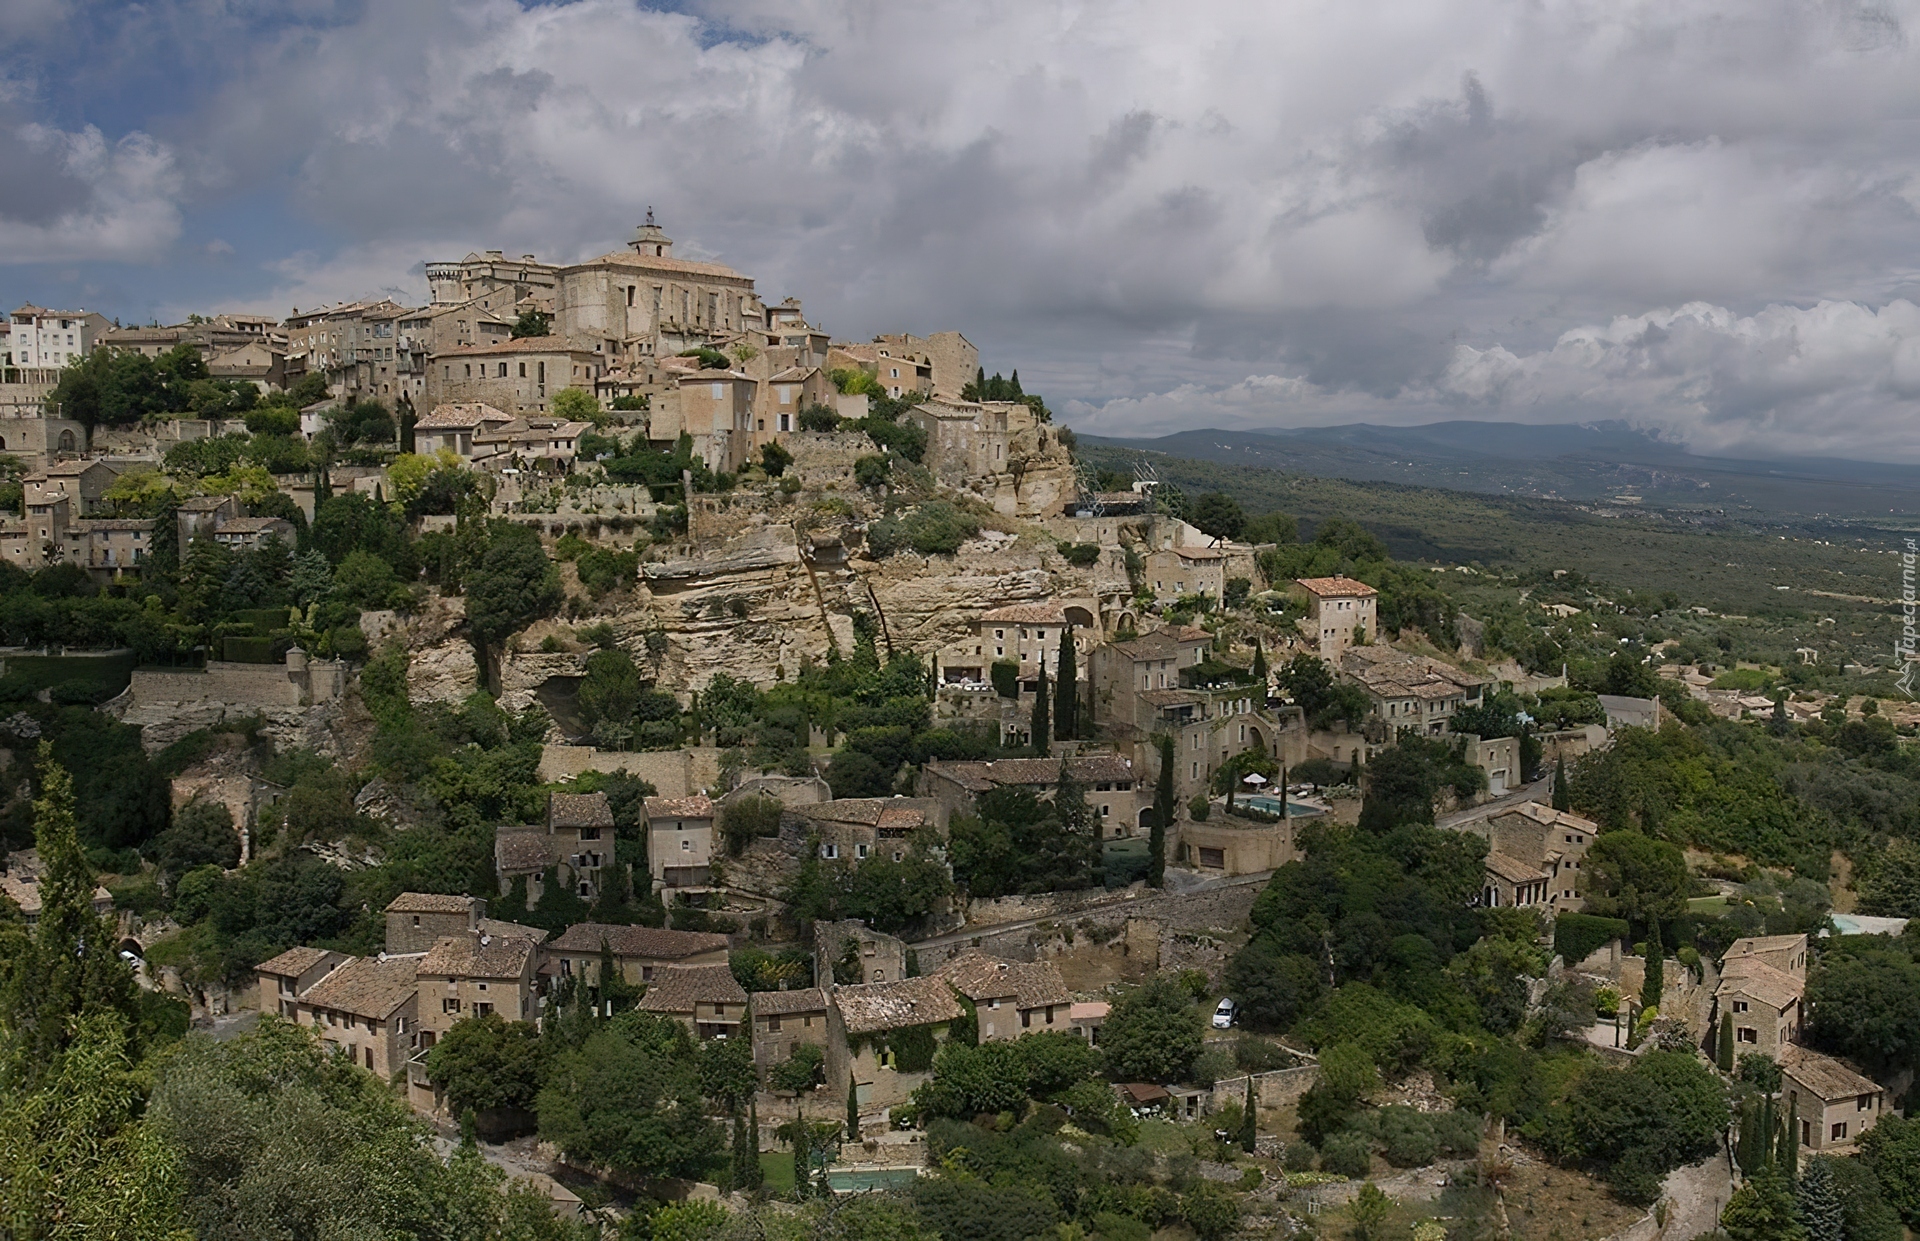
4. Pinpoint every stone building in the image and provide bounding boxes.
[426,339,607,416]
[871,332,978,401]
[286,953,423,1081]
[645,794,716,891]
[382,891,548,956]
[1342,646,1492,738]
[253,945,348,1018]
[425,250,561,309]
[1292,576,1378,658]
[918,755,1145,839]
[791,798,942,863]
[1782,1045,1887,1150]
[544,922,730,990]
[413,403,515,461]
[551,214,760,364]
[1455,801,1595,911]
[1712,934,1808,1059]
[636,963,748,1040]
[1143,546,1228,603]
[7,305,111,370]
[933,952,1071,1042]
[491,791,617,903]
[812,920,909,988]
[751,987,831,1075]
[902,398,1075,518]
[825,975,963,1113]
